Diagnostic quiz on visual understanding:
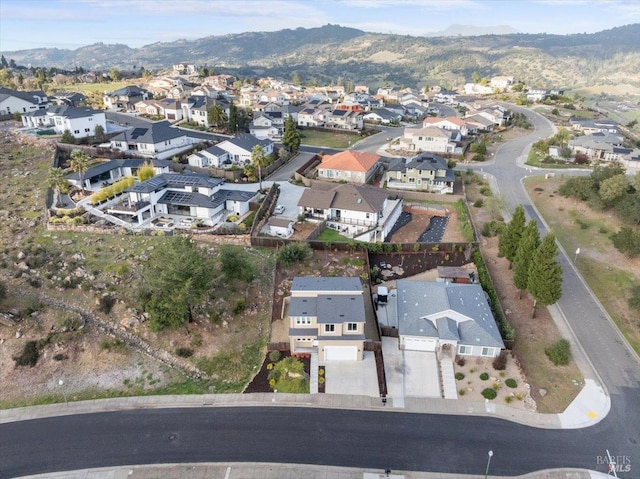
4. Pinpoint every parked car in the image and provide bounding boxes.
[274,204,285,215]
